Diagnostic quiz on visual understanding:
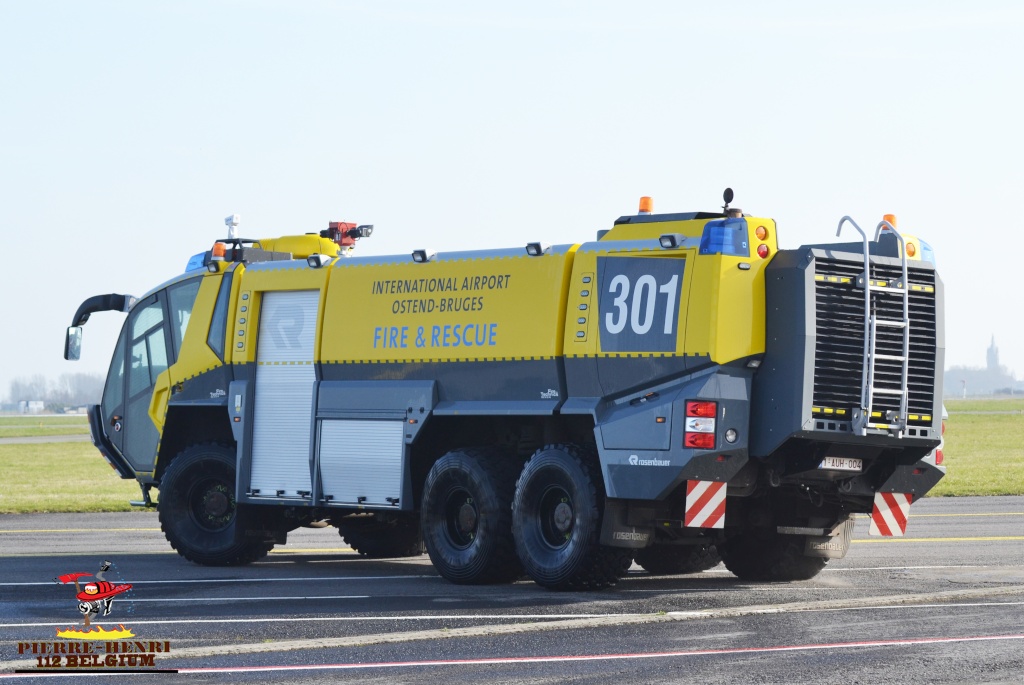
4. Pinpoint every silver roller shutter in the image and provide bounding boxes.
[319,420,405,507]
[250,290,319,497]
